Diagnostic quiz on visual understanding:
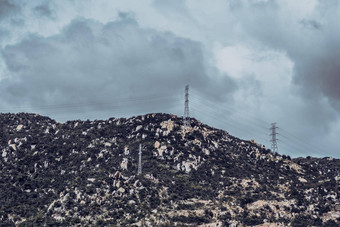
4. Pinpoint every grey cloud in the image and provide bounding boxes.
[34,3,54,18]
[152,0,188,15]
[151,0,196,25]
[0,0,22,43]
[220,0,340,158]
[300,19,322,30]
[231,0,340,111]
[9,18,24,26]
[0,28,9,41]
[0,0,19,19]
[228,0,278,11]
[1,14,236,119]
